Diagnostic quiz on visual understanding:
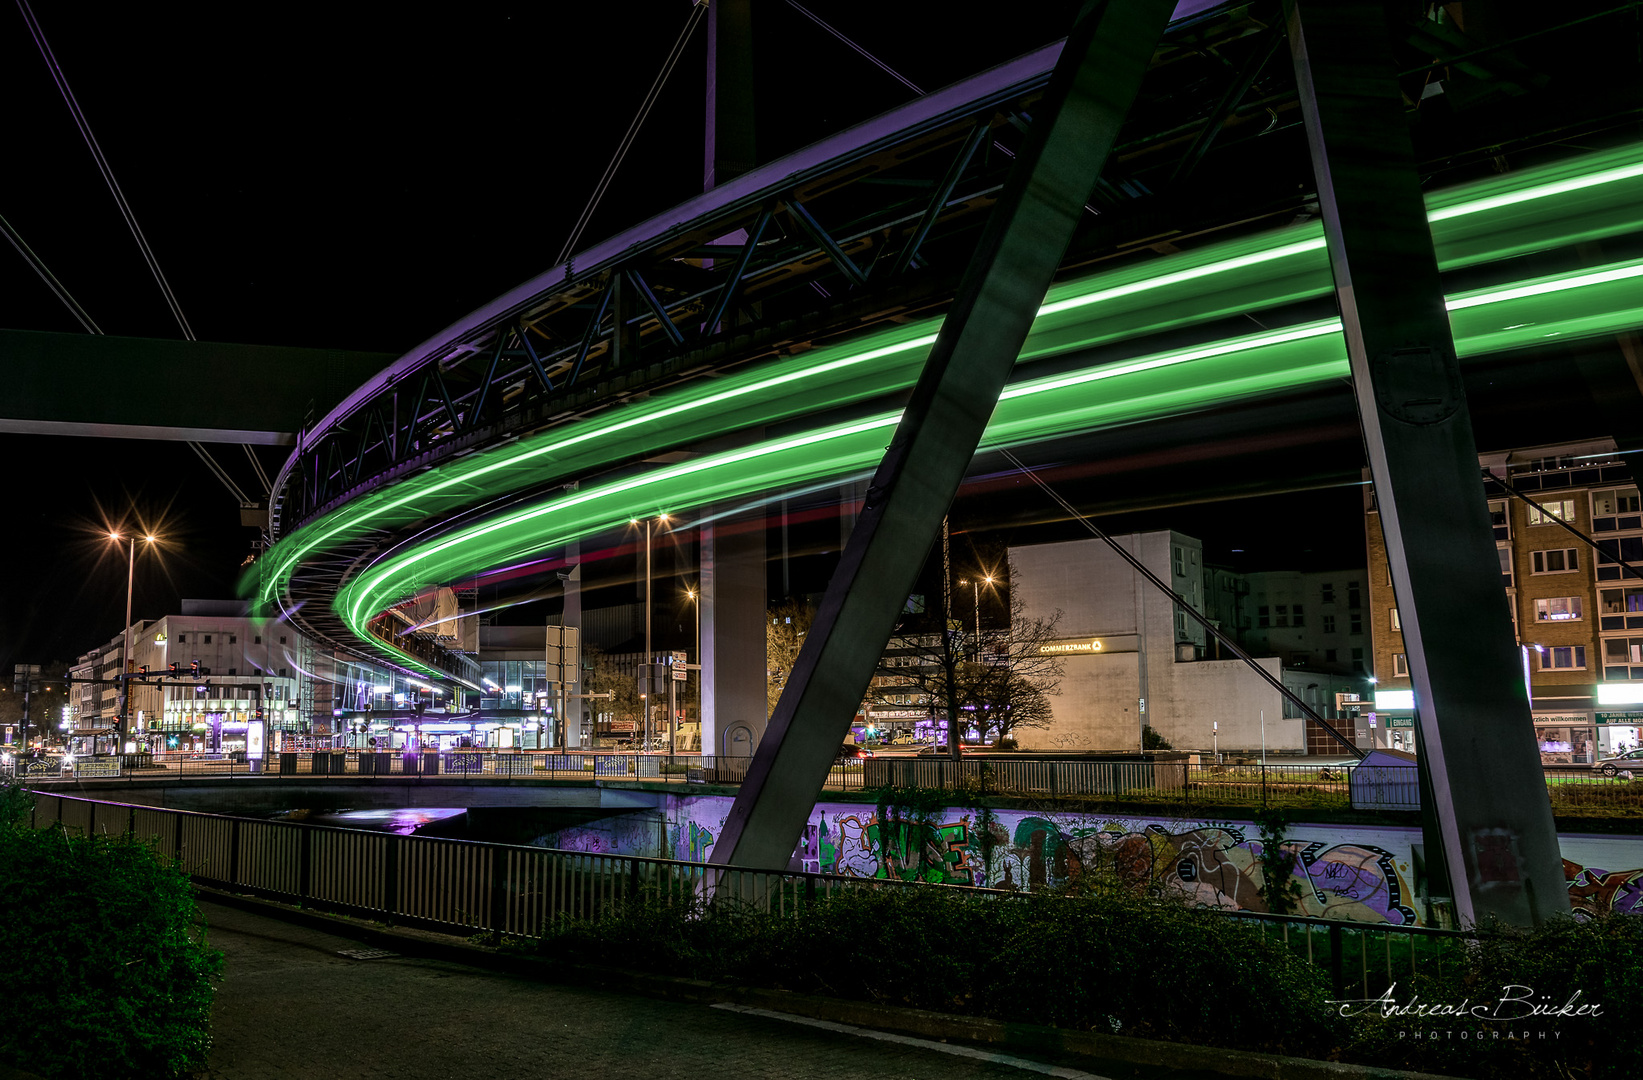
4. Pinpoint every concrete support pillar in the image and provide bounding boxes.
[700,512,767,759]
[1288,0,1568,926]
